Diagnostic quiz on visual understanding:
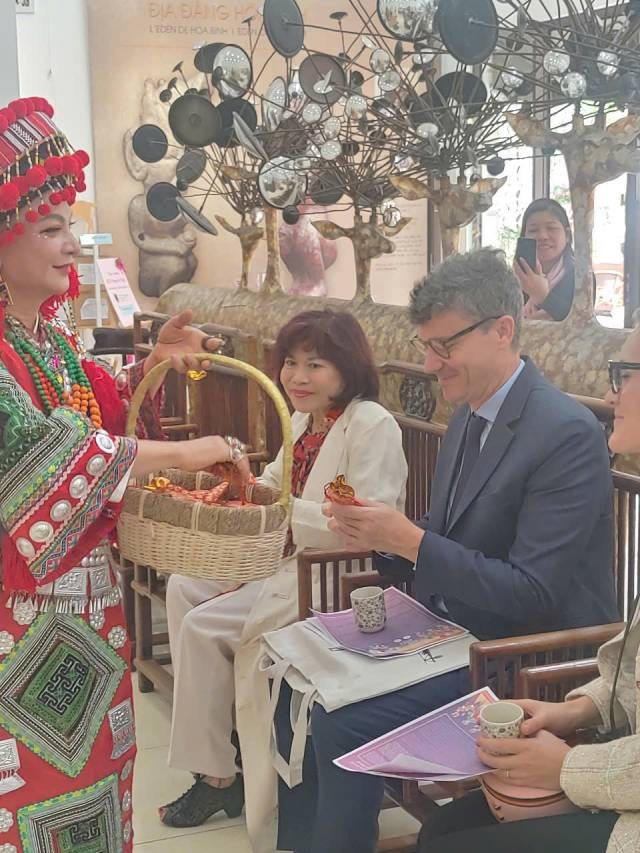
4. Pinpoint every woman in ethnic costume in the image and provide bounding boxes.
[0,97,249,853]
